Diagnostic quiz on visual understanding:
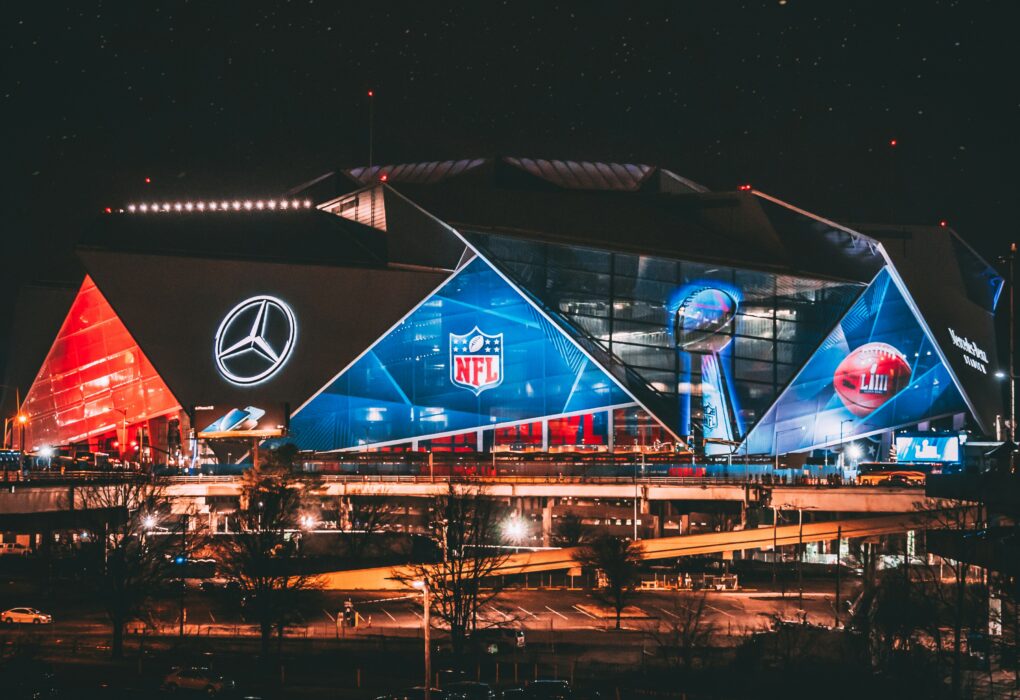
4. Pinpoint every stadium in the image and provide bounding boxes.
[6,157,1006,473]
